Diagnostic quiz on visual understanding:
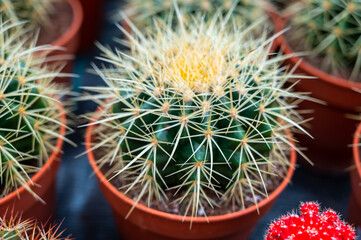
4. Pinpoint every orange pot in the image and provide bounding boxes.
[86,108,297,240]
[0,102,66,223]
[274,17,361,174]
[348,122,361,228]
[48,0,83,84]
